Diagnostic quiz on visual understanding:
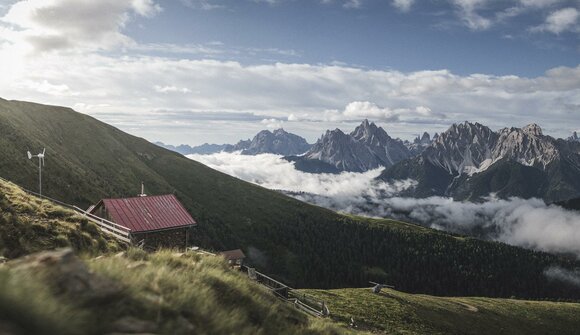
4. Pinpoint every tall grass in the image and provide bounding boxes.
[0,179,121,258]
